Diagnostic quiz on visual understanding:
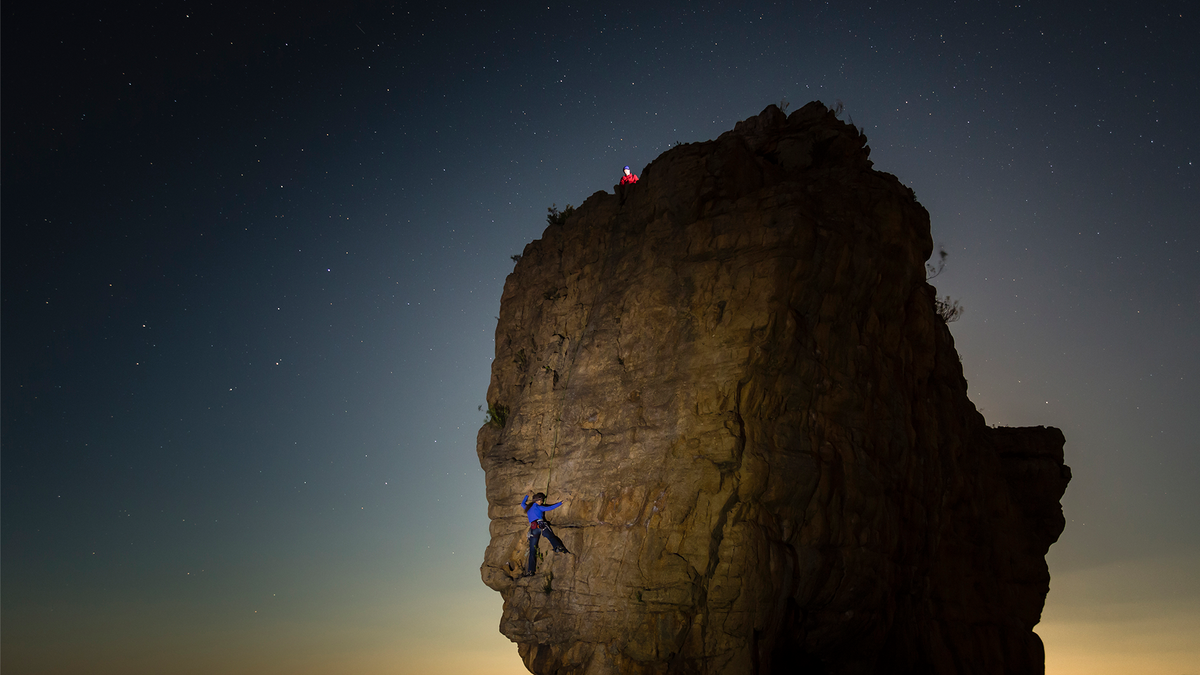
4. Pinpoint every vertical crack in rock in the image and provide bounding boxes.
[478,102,1070,675]
[686,376,748,667]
